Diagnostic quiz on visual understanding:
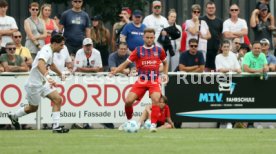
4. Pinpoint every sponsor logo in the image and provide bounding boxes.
[142,60,157,65]
[218,81,236,95]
